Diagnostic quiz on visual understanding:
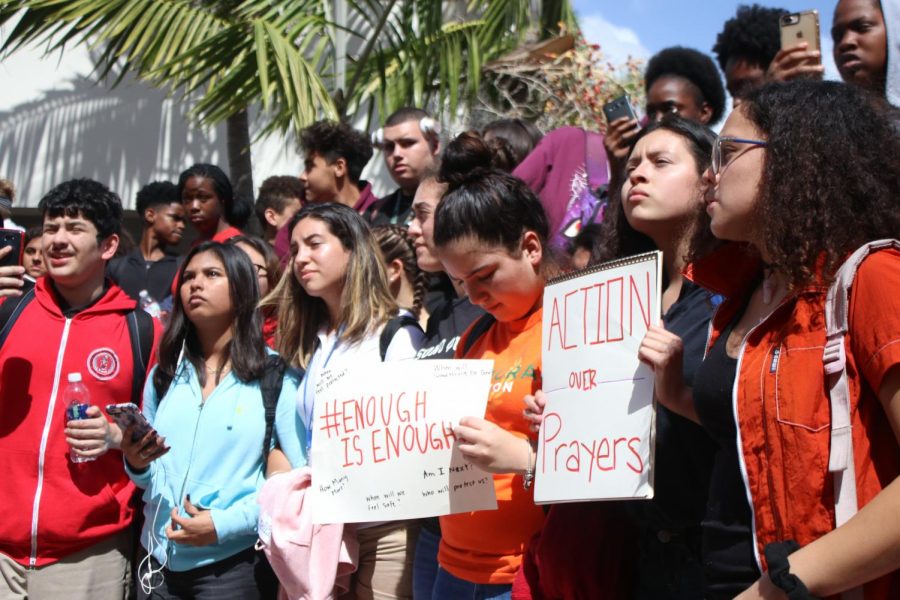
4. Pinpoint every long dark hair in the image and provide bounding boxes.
[177,163,252,229]
[153,242,266,398]
[717,80,900,286]
[596,116,717,267]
